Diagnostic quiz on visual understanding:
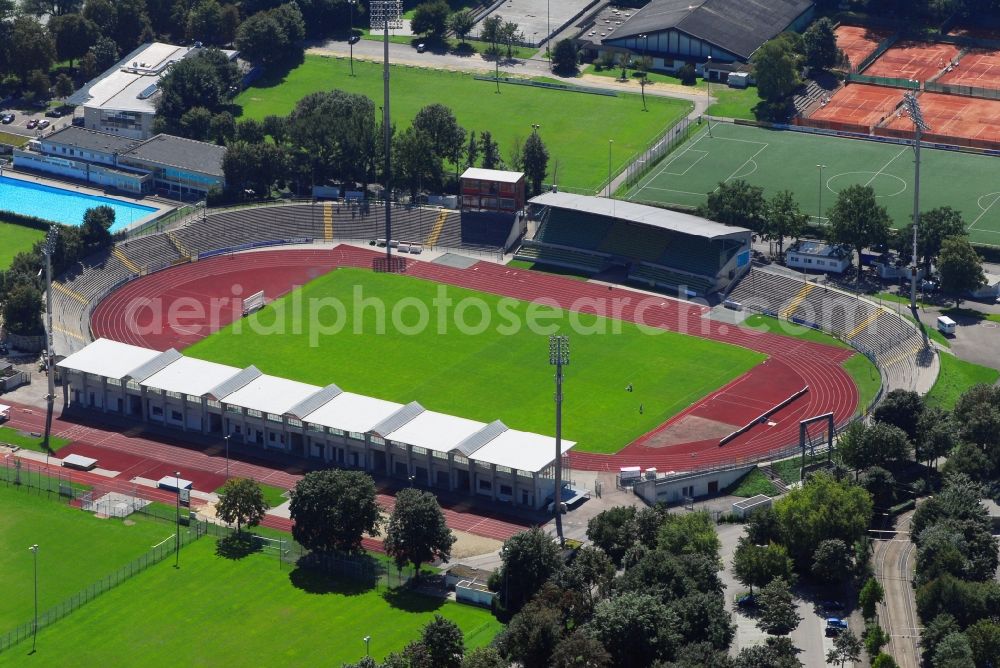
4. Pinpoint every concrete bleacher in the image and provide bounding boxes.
[514,241,610,273]
[117,234,182,272]
[629,263,714,295]
[599,222,671,262]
